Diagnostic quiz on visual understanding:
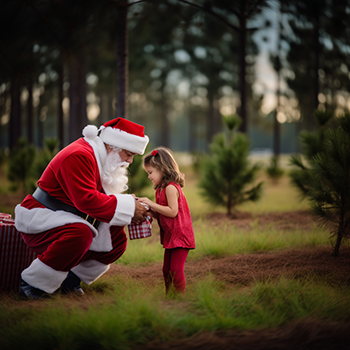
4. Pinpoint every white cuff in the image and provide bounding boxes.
[110,194,135,226]
[21,258,68,294]
[71,260,110,285]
